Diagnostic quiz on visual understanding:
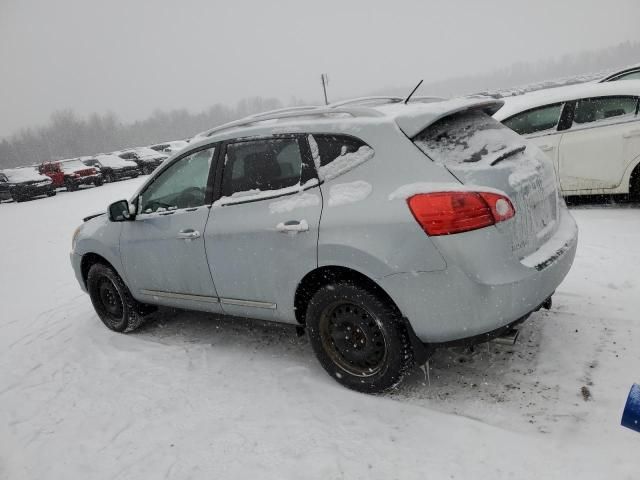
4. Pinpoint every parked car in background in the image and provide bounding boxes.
[39,160,102,191]
[71,97,577,393]
[494,81,640,197]
[598,64,640,82]
[0,172,11,201]
[0,167,56,202]
[149,140,189,155]
[82,155,139,183]
[116,147,168,175]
